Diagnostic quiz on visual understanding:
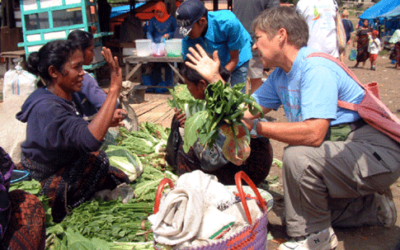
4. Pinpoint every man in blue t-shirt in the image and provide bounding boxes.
[184,6,400,250]
[175,0,252,93]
